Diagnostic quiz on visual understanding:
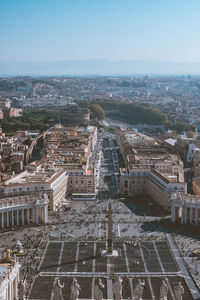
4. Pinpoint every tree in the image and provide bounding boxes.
[89,104,105,120]
[175,122,186,133]
[164,120,174,130]
[186,124,196,132]
[186,131,195,138]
